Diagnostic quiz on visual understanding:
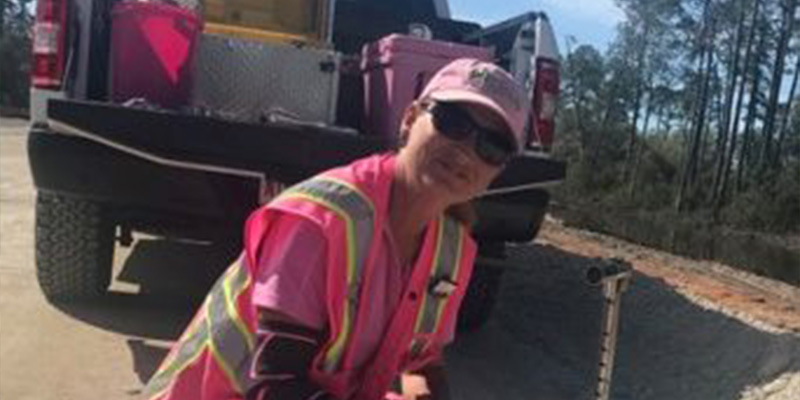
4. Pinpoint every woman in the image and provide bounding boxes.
[143,58,530,400]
